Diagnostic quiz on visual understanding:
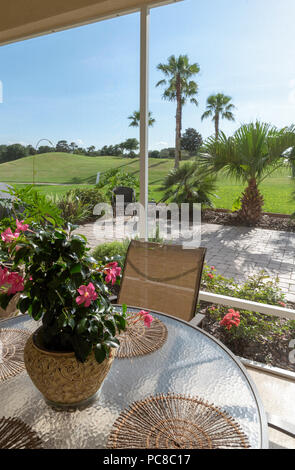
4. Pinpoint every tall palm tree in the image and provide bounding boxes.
[156,55,200,169]
[161,159,217,207]
[128,111,155,128]
[201,93,235,139]
[200,121,295,224]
